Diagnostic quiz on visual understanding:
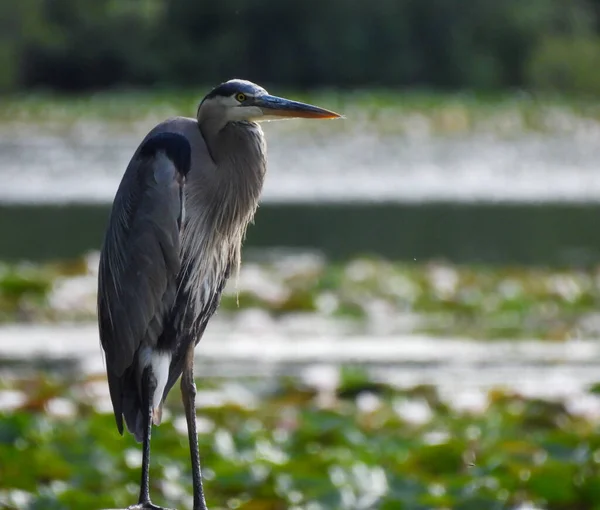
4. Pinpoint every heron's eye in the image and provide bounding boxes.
[236,93,247,102]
